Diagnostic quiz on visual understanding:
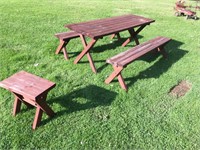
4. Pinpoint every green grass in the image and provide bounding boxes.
[0,0,200,149]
